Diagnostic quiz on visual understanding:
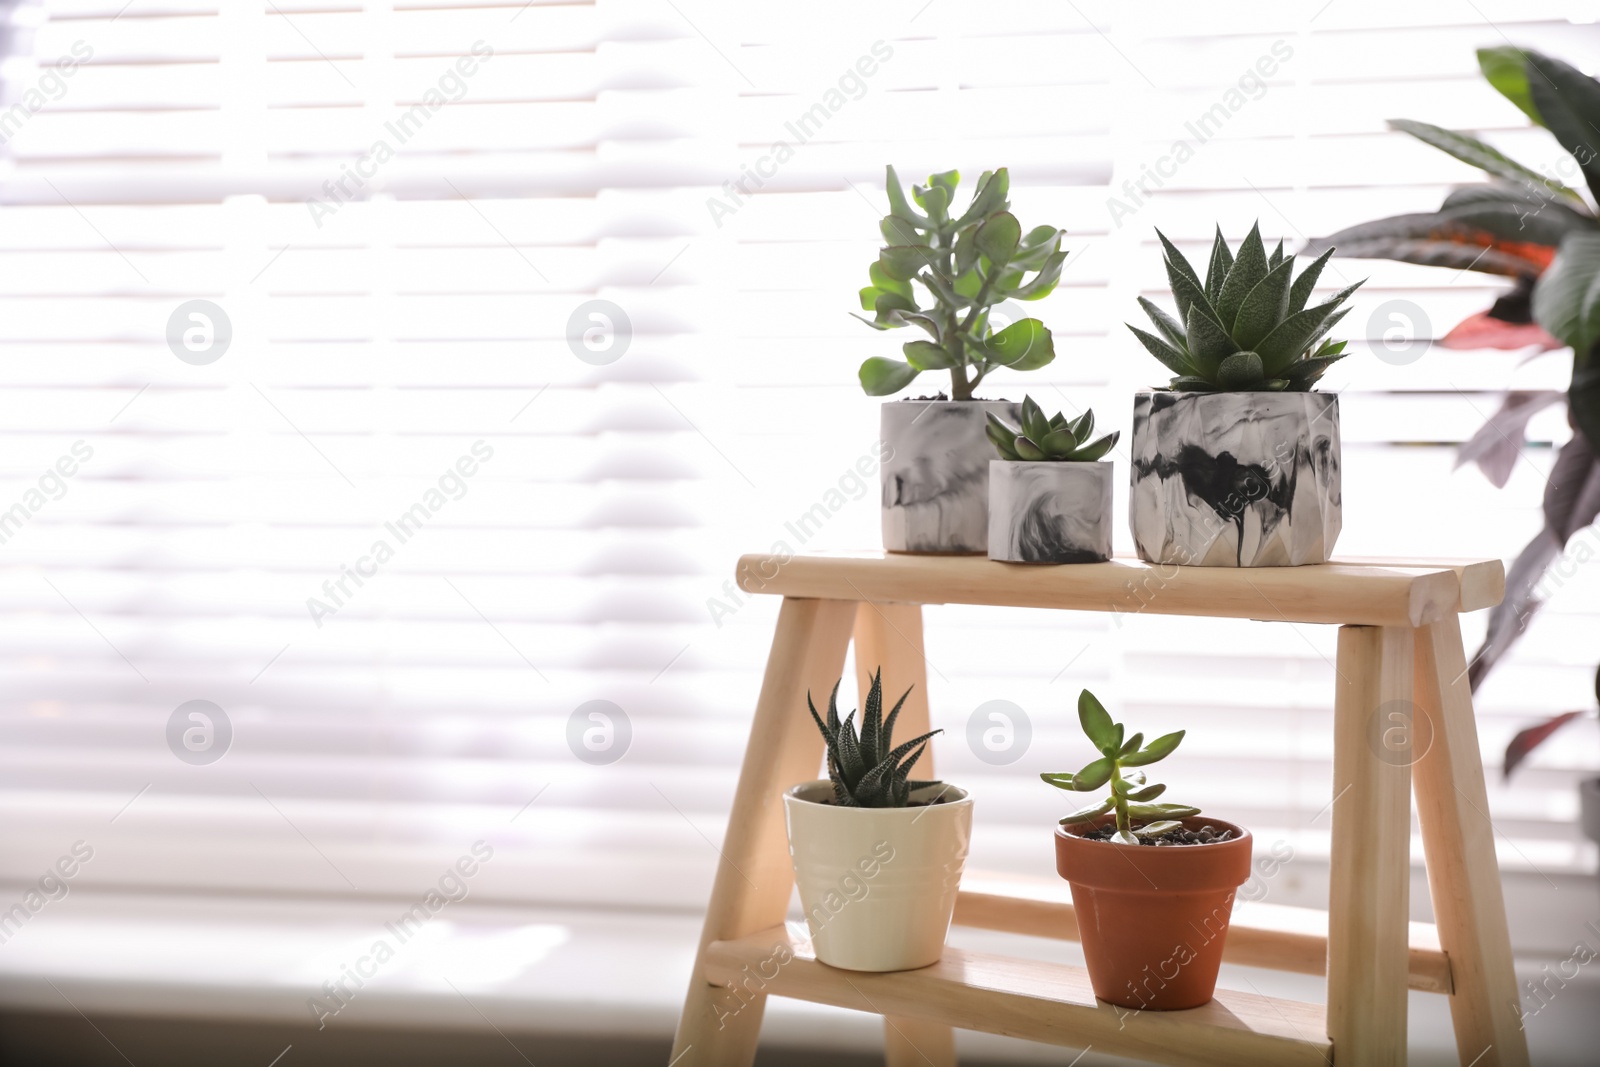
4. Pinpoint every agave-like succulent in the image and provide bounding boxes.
[807,669,941,808]
[987,395,1119,461]
[1127,222,1365,392]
